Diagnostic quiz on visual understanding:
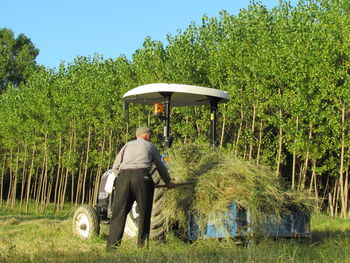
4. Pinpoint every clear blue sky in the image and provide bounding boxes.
[1,0,298,69]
